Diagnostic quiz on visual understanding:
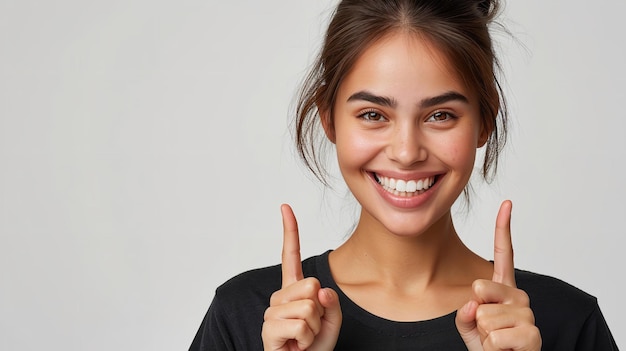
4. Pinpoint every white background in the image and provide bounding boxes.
[1,0,624,349]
